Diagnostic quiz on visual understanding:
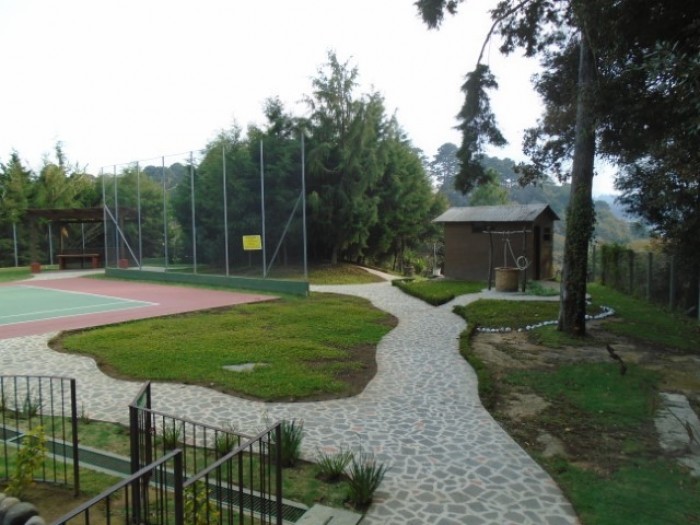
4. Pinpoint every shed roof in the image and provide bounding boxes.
[433,203,559,223]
